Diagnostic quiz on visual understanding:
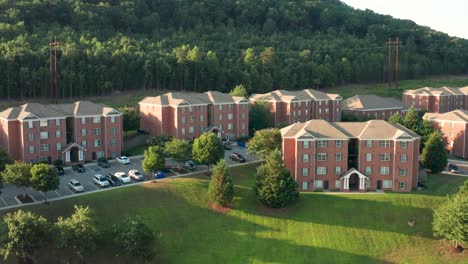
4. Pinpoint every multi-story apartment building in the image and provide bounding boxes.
[0,101,122,165]
[342,95,408,120]
[139,91,249,141]
[423,110,468,159]
[281,120,420,192]
[403,86,468,113]
[249,89,342,127]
